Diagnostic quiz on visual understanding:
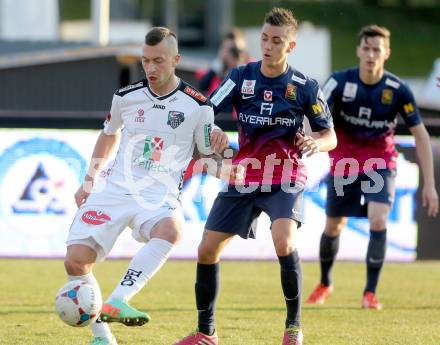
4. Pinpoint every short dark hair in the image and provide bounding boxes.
[358,25,390,47]
[145,27,177,46]
[264,7,298,34]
